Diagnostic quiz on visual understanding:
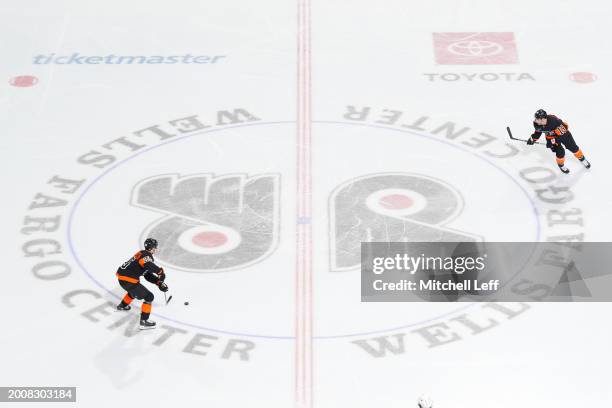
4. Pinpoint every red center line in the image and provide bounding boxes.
[295,0,313,407]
